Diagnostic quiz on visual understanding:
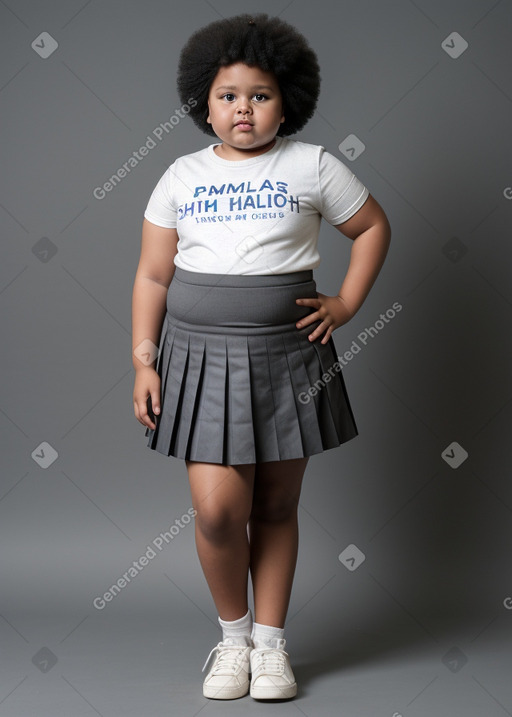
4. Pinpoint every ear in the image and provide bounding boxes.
[206,99,211,124]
